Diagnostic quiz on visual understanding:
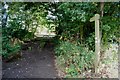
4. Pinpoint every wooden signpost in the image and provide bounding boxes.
[90,14,100,73]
